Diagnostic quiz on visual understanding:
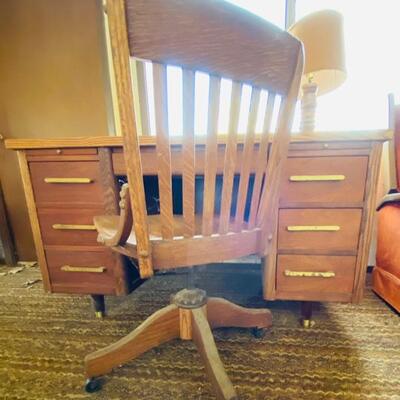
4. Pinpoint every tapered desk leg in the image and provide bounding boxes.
[300,301,315,328]
[91,295,105,318]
